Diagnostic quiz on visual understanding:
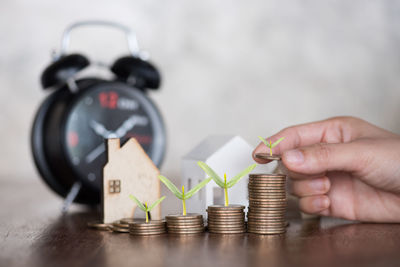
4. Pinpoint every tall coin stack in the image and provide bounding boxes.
[247,173,287,234]
[166,213,205,235]
[128,220,167,236]
[207,205,246,234]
